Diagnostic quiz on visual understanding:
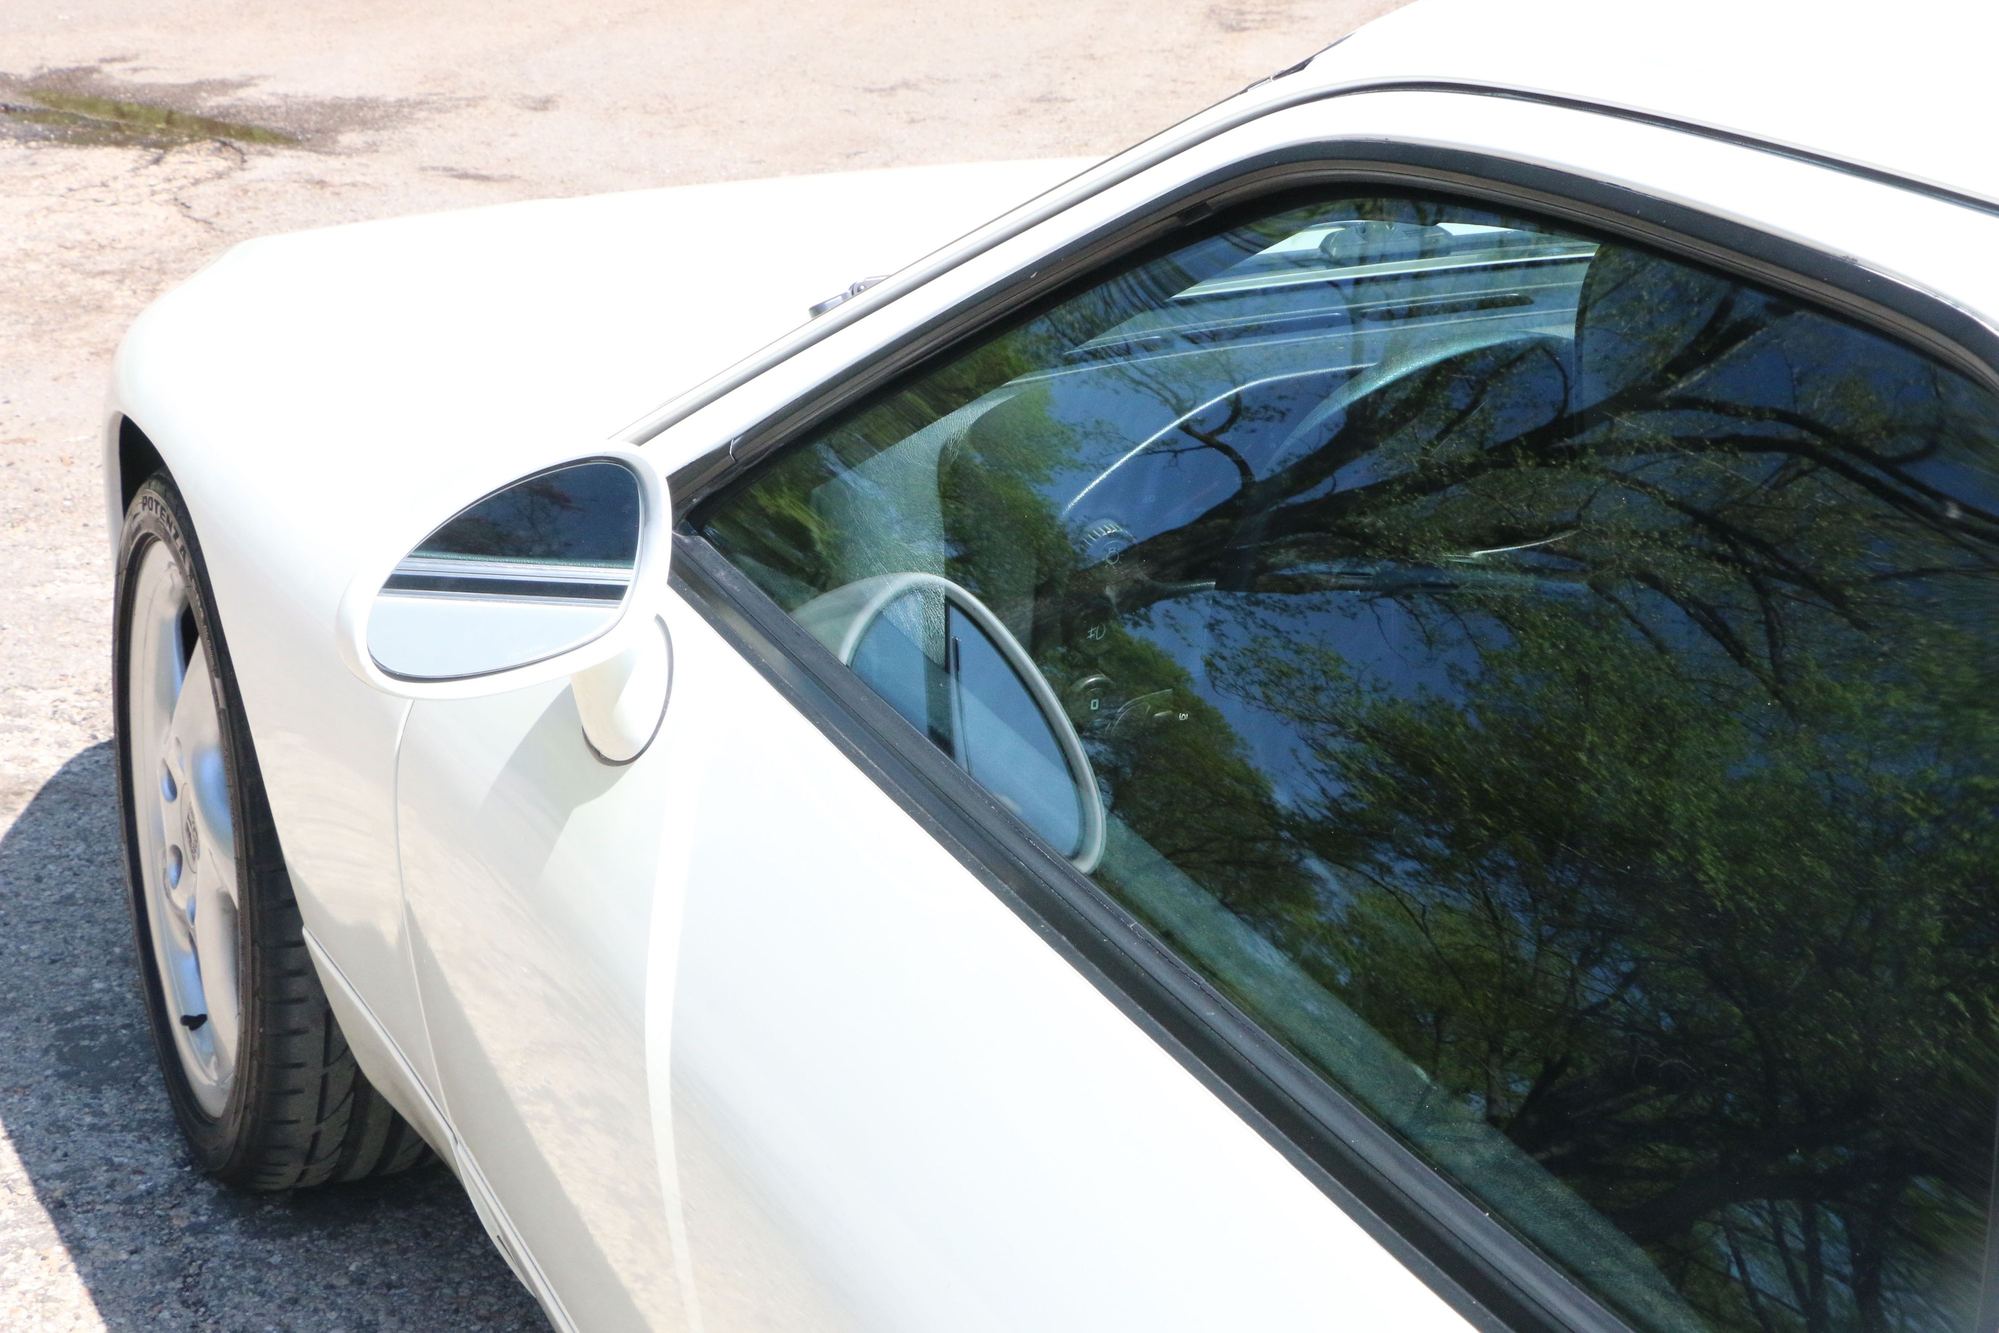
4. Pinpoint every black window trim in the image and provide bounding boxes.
[670,146,1999,507]
[668,143,1999,1333]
